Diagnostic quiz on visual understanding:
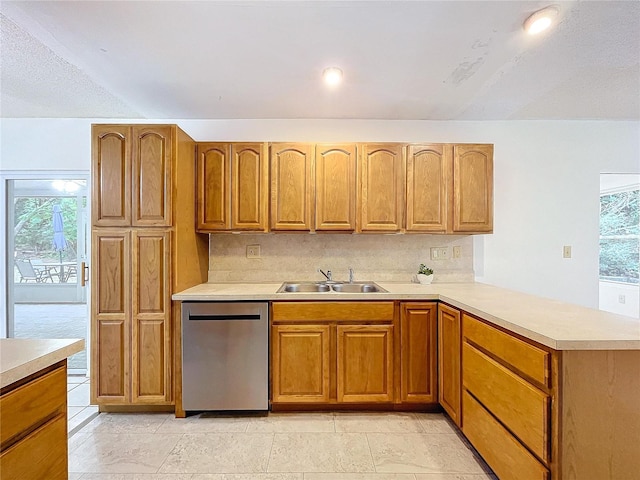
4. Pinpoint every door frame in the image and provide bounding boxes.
[1,170,90,350]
